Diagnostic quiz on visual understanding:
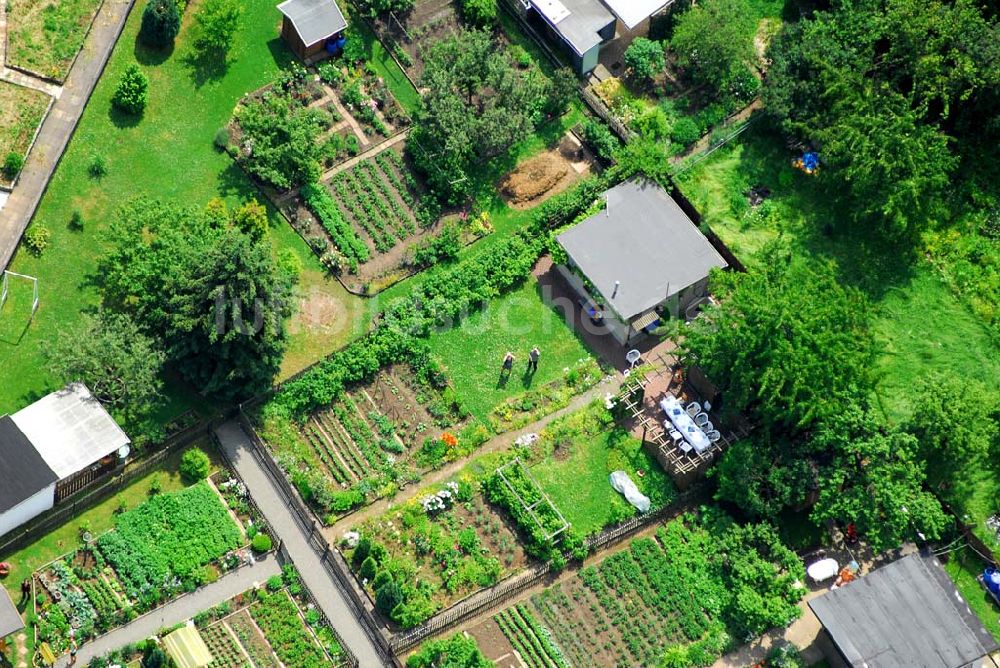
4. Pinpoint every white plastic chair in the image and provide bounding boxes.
[685,401,701,417]
[679,441,694,455]
[694,412,709,427]
[702,421,714,433]
[669,429,683,444]
[707,430,721,443]
[625,349,641,369]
